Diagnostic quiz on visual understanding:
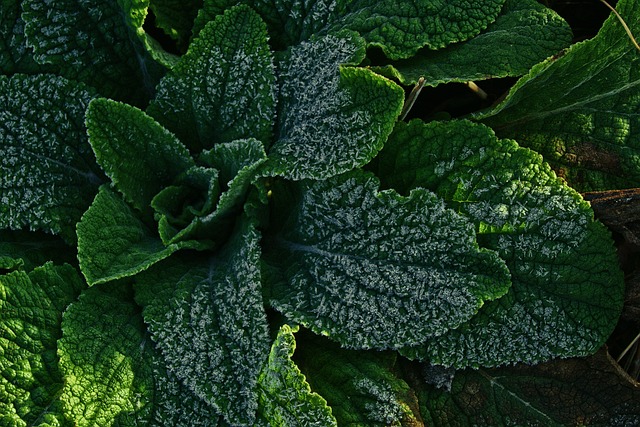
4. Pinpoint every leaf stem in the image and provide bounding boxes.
[598,0,640,53]
[616,330,640,363]
[399,77,425,121]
